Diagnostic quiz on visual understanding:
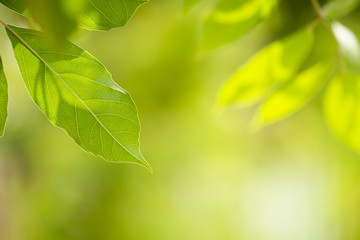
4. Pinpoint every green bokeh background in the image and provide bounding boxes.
[1,0,360,239]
